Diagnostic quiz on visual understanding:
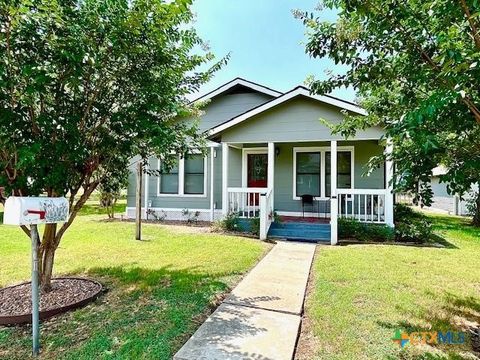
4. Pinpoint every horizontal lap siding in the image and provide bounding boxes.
[185,92,274,132]
[273,141,385,213]
[220,97,385,143]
